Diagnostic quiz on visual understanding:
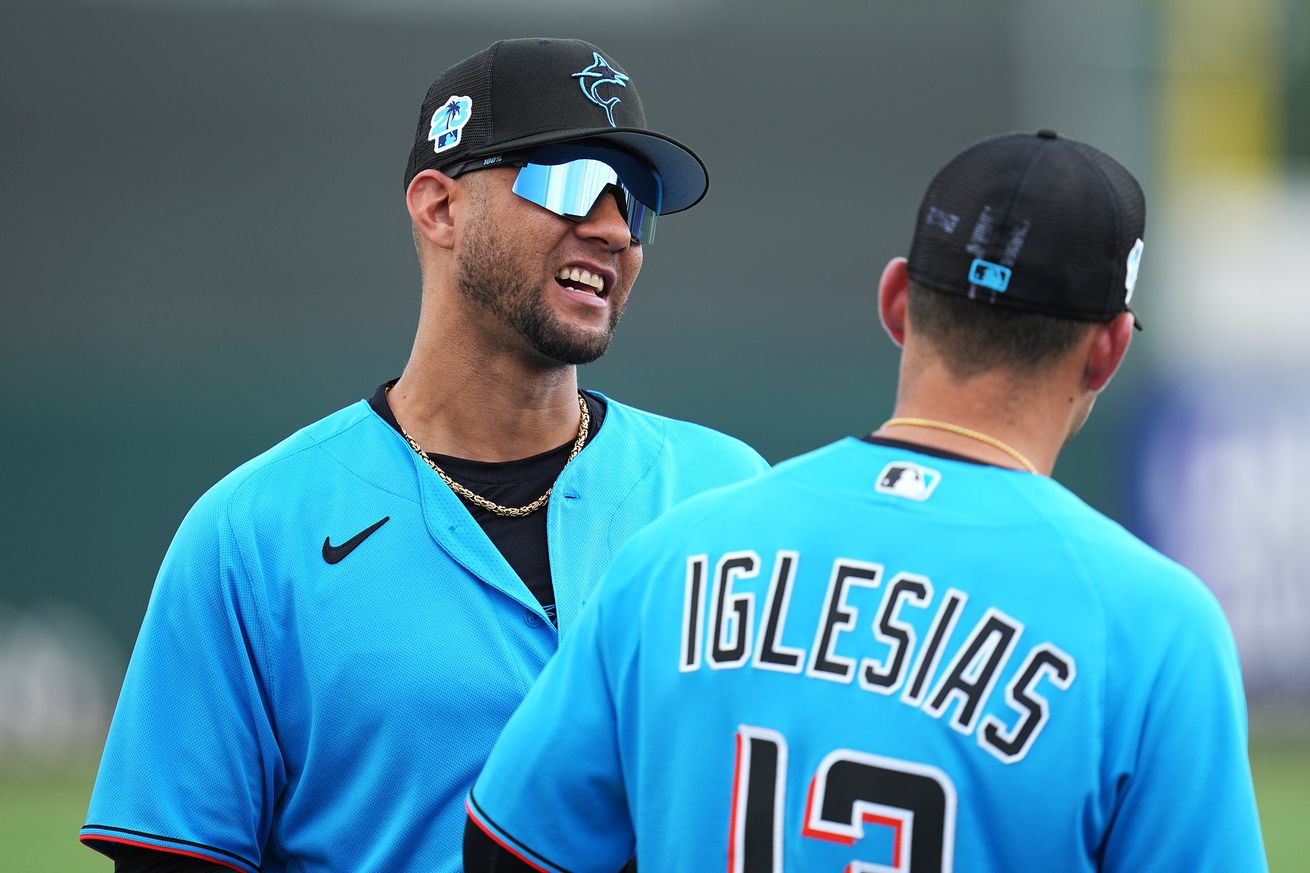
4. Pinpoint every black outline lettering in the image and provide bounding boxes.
[807,560,882,684]
[710,552,760,669]
[903,589,967,706]
[861,573,932,695]
[680,555,708,672]
[753,551,805,673]
[978,643,1076,764]
[924,608,1022,734]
